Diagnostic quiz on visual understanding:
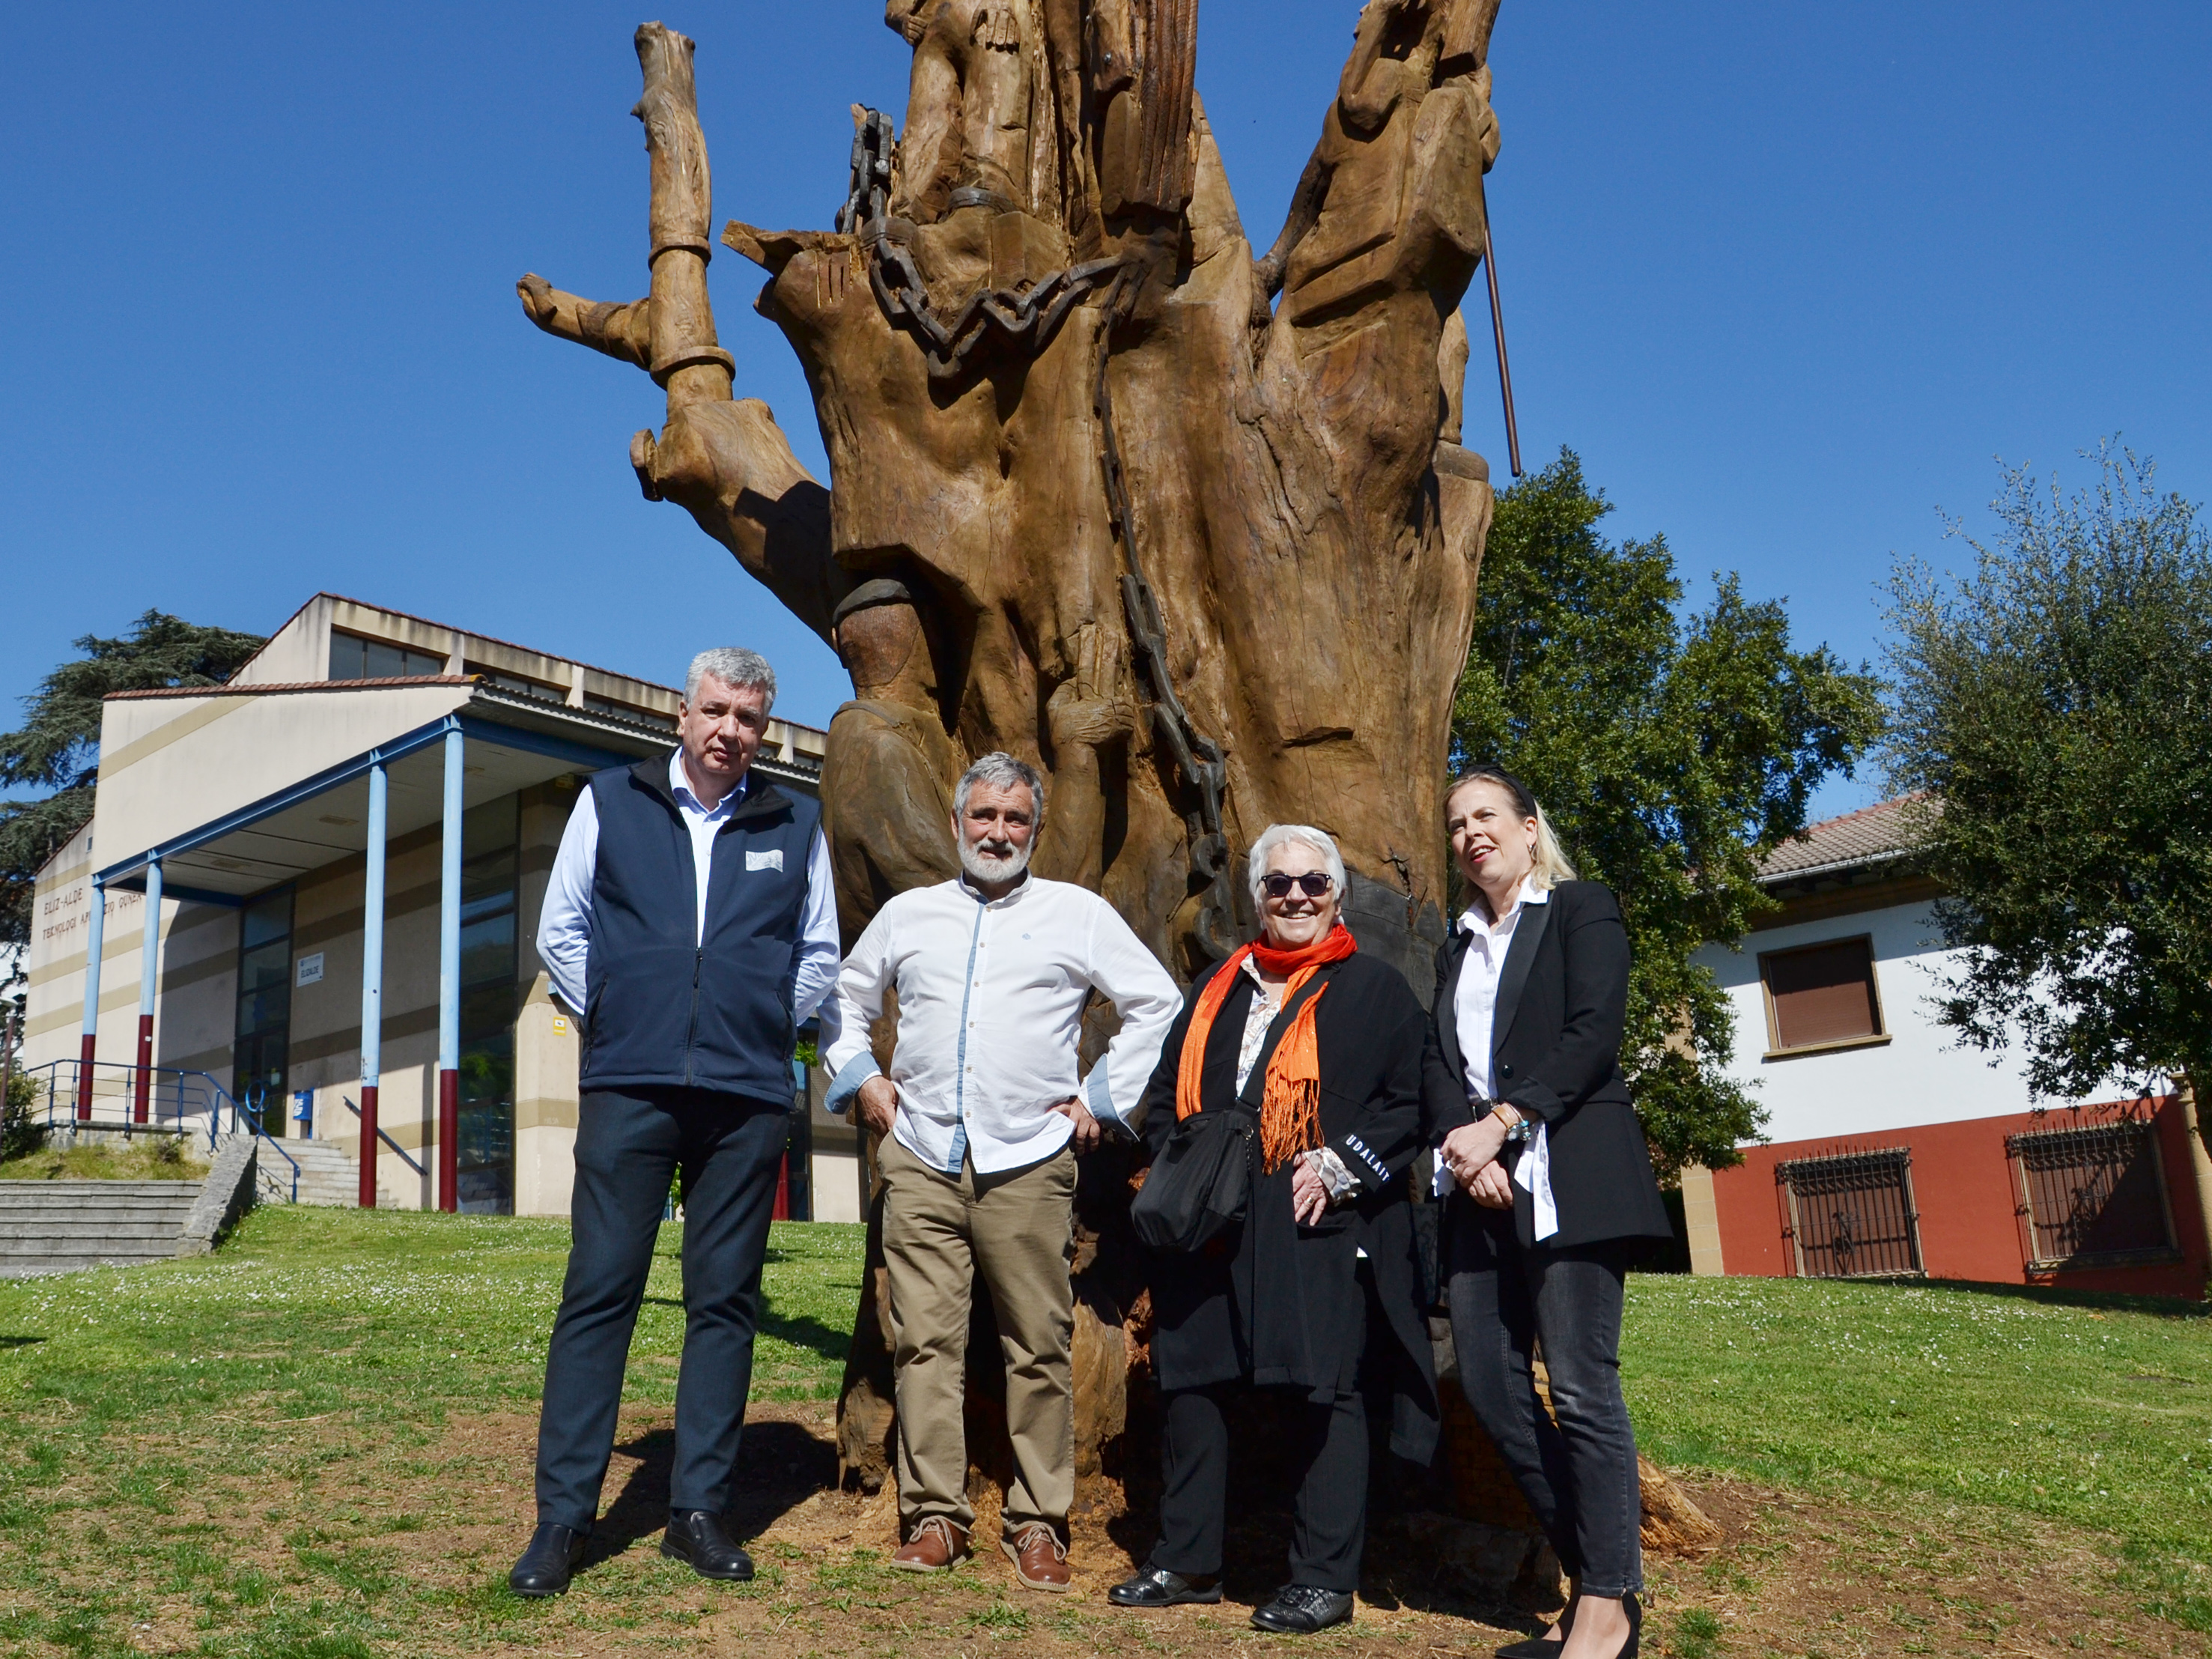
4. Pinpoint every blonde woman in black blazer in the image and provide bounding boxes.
[1426,766,1671,1659]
